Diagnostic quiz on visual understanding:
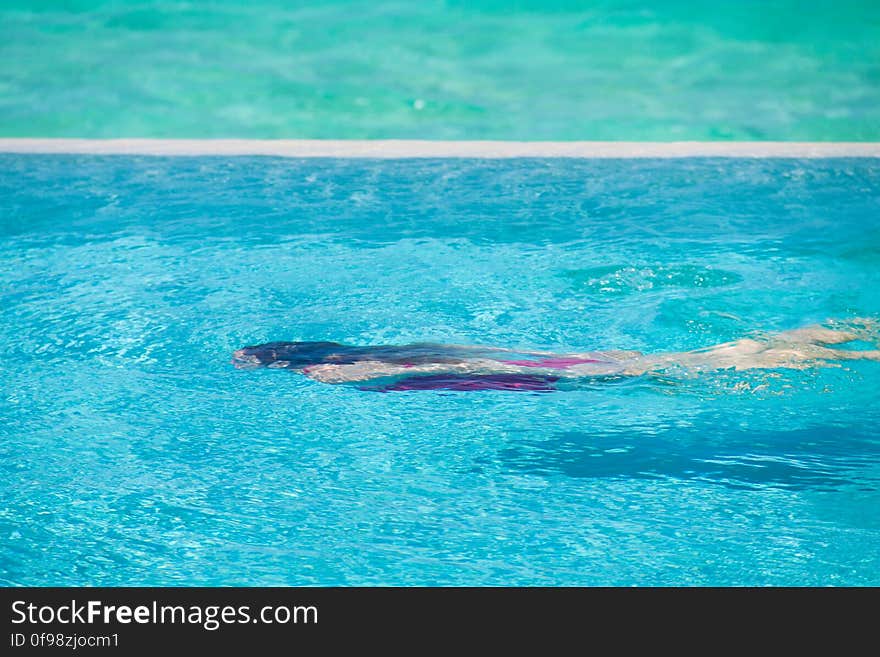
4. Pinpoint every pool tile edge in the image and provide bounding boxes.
[0,139,879,158]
